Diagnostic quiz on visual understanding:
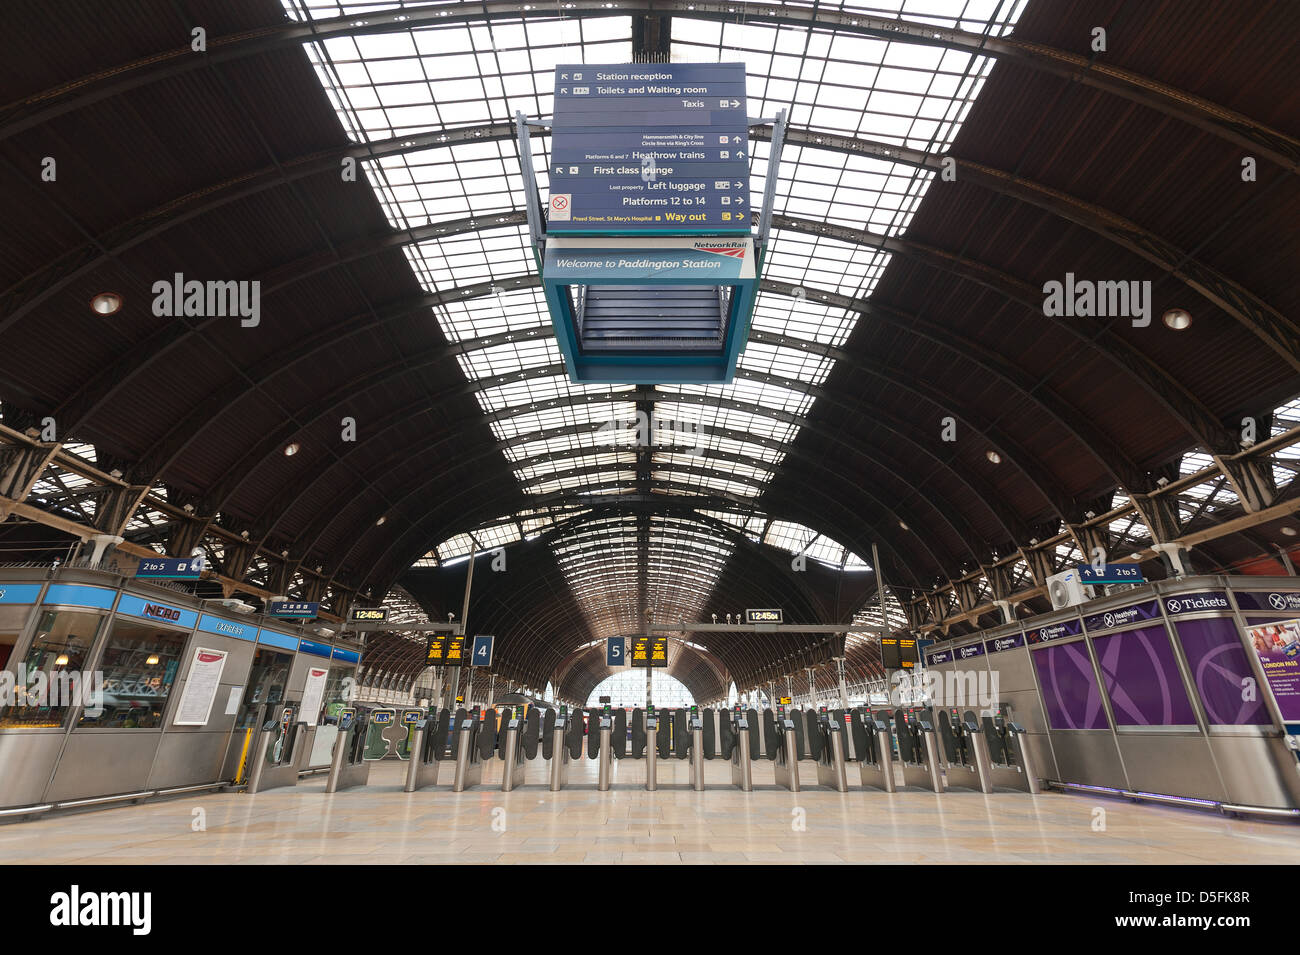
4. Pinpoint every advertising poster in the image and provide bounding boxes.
[172,648,228,726]
[300,666,329,726]
[1242,618,1300,722]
